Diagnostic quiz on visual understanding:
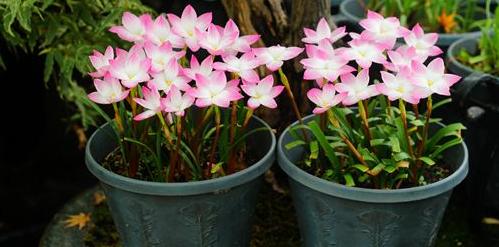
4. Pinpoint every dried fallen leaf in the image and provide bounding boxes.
[72,124,87,150]
[482,217,499,225]
[93,192,106,205]
[265,170,287,194]
[64,212,91,230]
